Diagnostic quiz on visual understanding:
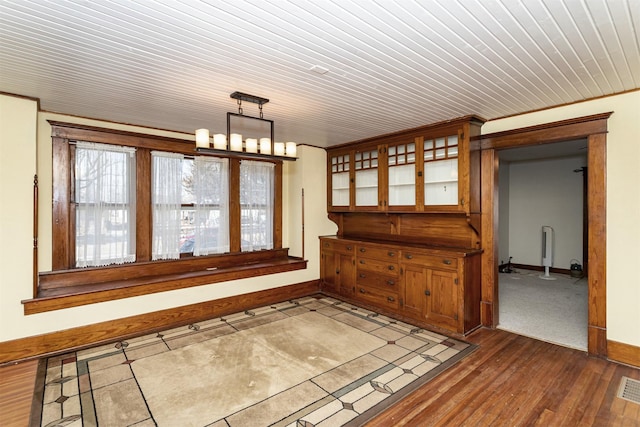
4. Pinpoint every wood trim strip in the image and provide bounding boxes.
[25,258,307,314]
[4,280,320,365]
[51,136,70,270]
[480,149,498,327]
[607,340,640,368]
[479,112,612,150]
[588,132,607,357]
